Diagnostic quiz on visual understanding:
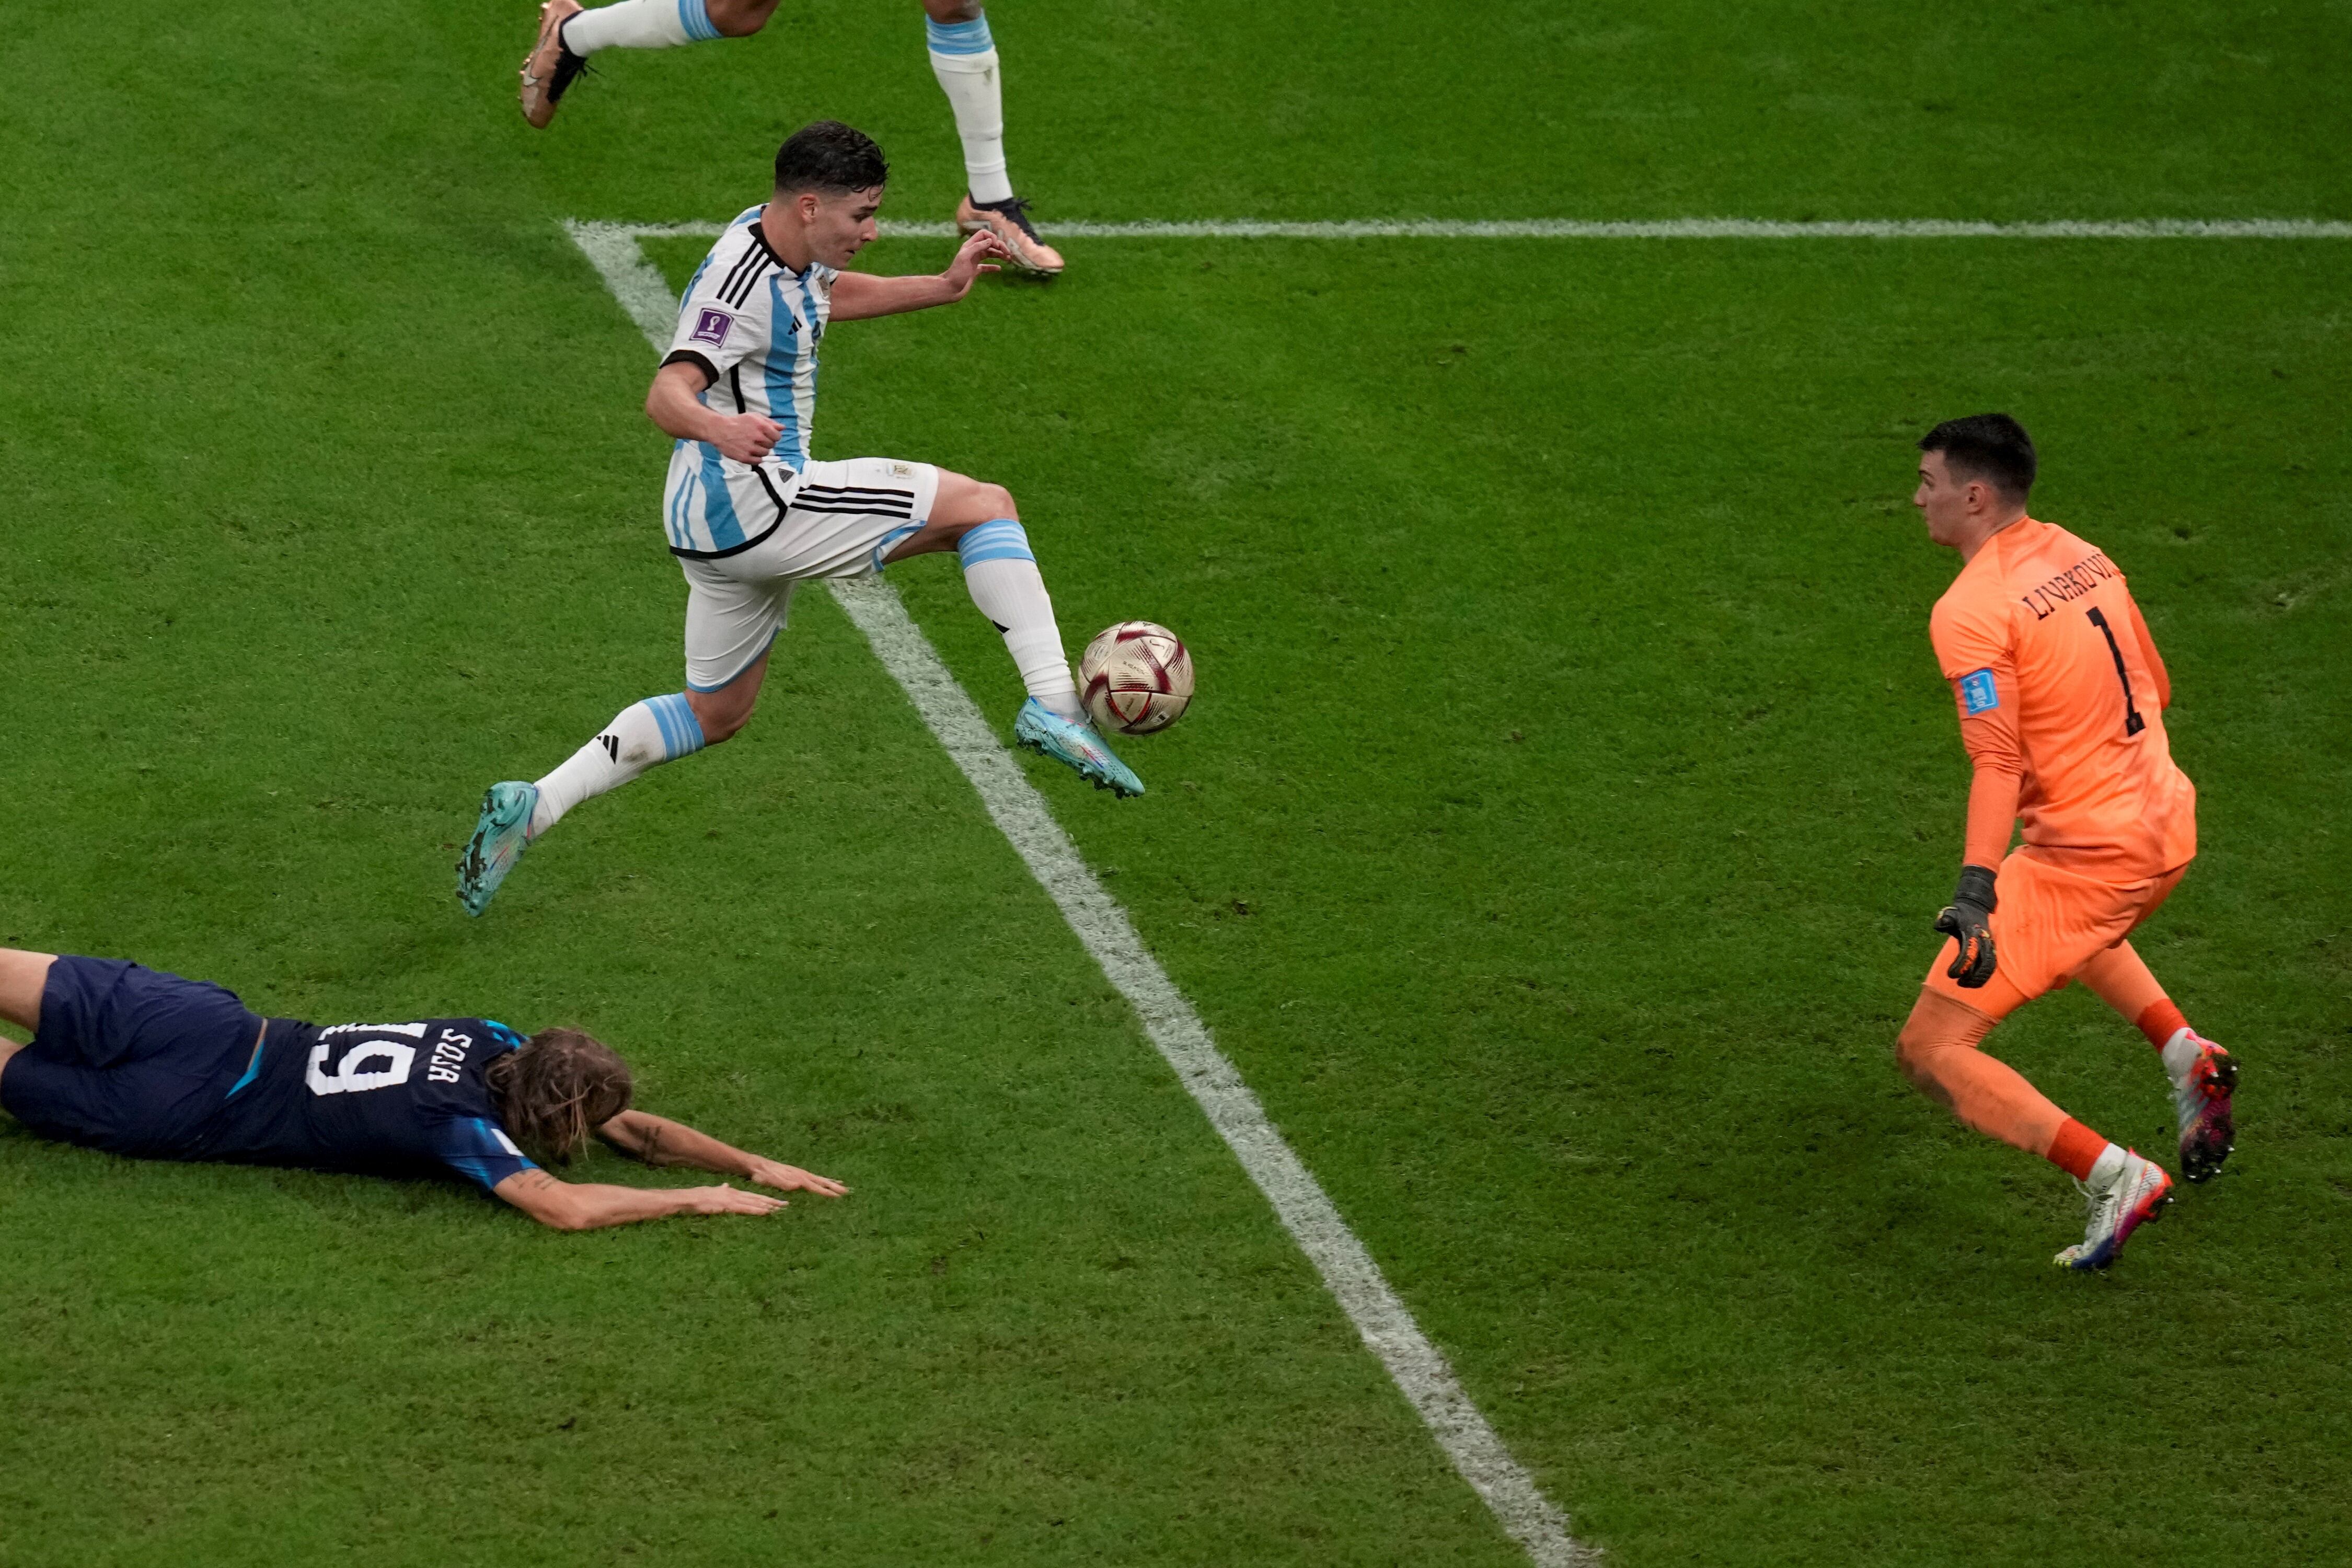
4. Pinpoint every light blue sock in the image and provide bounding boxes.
[924,13,994,54]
